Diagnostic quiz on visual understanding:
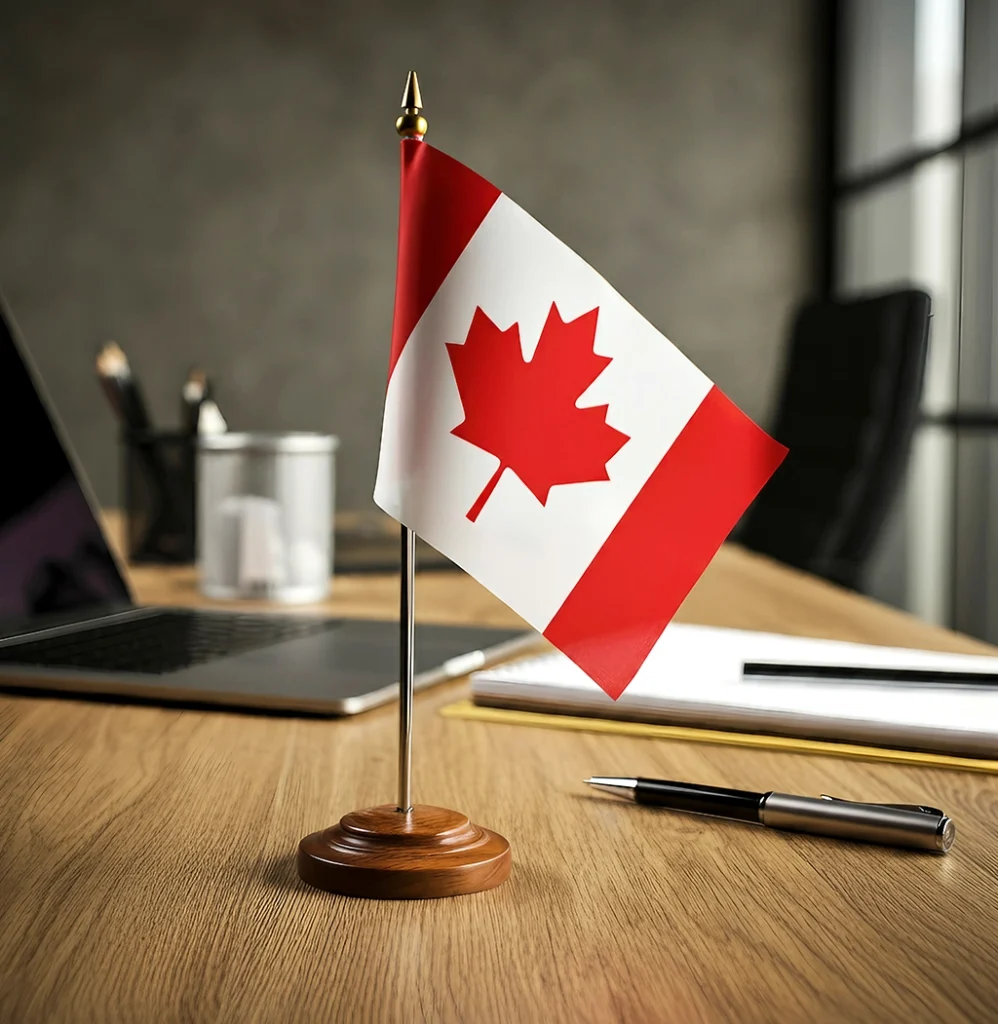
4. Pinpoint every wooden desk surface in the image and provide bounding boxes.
[1,535,997,1023]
